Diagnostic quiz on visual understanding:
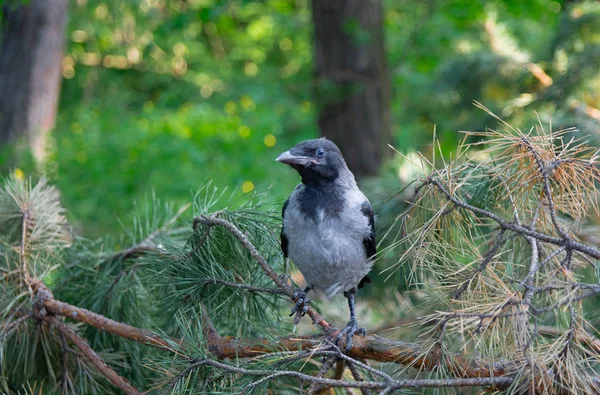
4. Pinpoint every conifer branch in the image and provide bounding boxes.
[44,316,142,395]
[181,358,514,391]
[44,297,175,348]
[424,177,600,259]
[194,214,334,331]
[30,280,175,349]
